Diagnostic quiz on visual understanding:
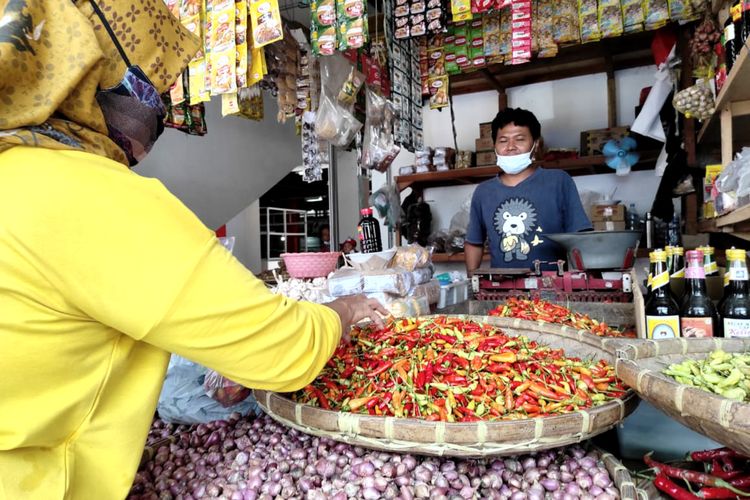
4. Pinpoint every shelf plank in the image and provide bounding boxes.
[715,203,750,228]
[432,252,490,263]
[396,153,660,192]
[449,30,656,95]
[698,204,750,238]
[698,44,750,144]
